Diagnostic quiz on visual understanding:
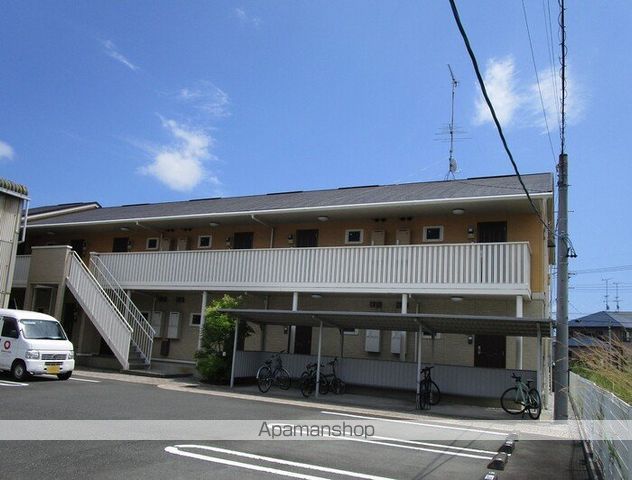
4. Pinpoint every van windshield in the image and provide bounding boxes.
[19,319,67,340]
